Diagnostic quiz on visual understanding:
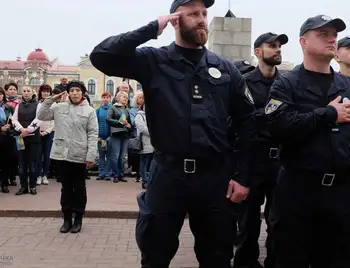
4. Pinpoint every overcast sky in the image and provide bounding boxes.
[1,0,349,69]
